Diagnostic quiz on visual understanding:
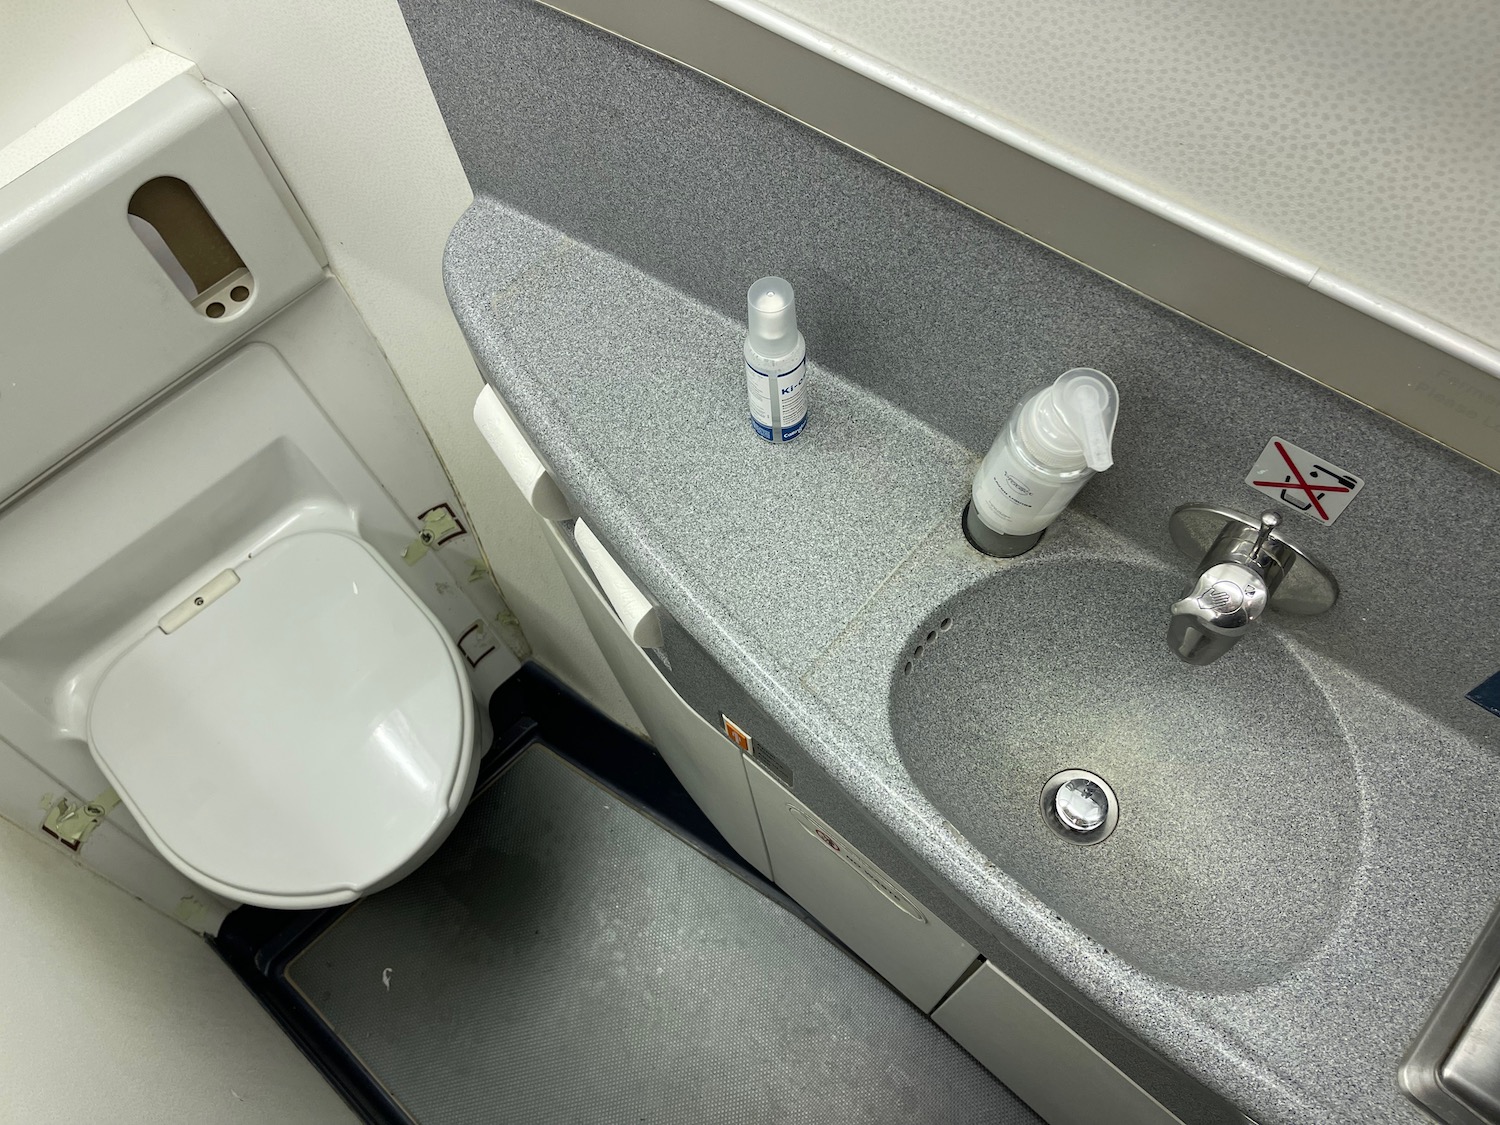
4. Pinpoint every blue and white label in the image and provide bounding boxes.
[746,355,808,443]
